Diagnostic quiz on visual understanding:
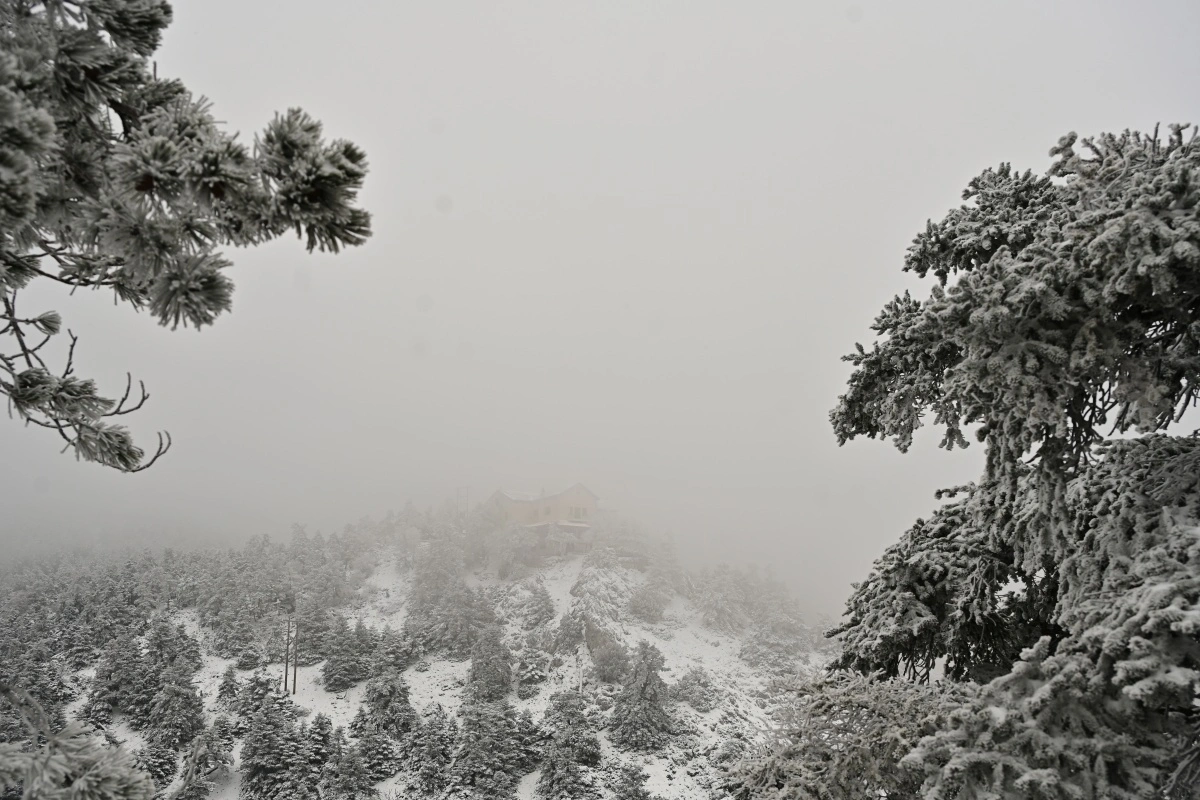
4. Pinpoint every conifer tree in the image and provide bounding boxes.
[371,627,413,677]
[169,717,236,800]
[405,540,497,659]
[321,617,371,692]
[514,709,542,773]
[724,671,956,800]
[0,684,154,800]
[216,665,240,708]
[306,713,335,777]
[0,0,371,471]
[409,705,456,795]
[449,700,538,799]
[351,672,418,740]
[515,653,548,700]
[610,641,672,751]
[522,580,556,630]
[466,625,512,701]
[145,618,202,674]
[628,570,673,624]
[672,666,723,713]
[317,742,376,800]
[134,739,178,788]
[233,671,278,729]
[147,669,205,750]
[351,725,397,782]
[611,764,661,800]
[239,695,301,800]
[588,627,630,684]
[817,124,1200,799]
[537,691,600,800]
[83,630,150,727]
